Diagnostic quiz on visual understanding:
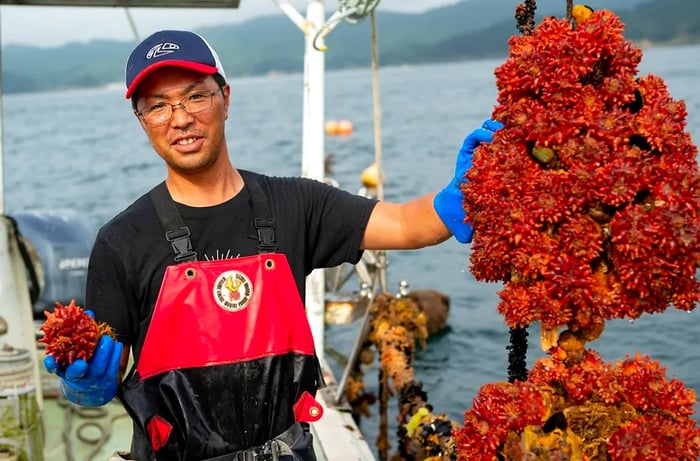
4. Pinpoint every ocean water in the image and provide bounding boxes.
[3,43,700,455]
